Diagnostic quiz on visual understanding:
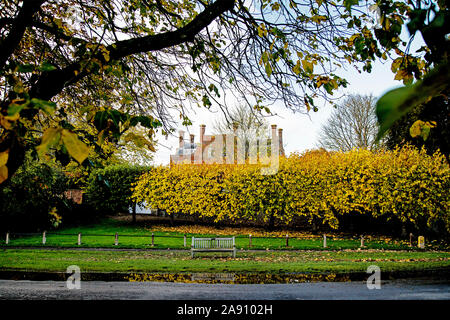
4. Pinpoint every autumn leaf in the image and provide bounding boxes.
[61,129,90,164]
[0,165,7,184]
[36,127,62,158]
[302,60,314,74]
[0,148,9,183]
[409,120,437,141]
[265,62,272,77]
[376,63,449,140]
[0,149,9,167]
